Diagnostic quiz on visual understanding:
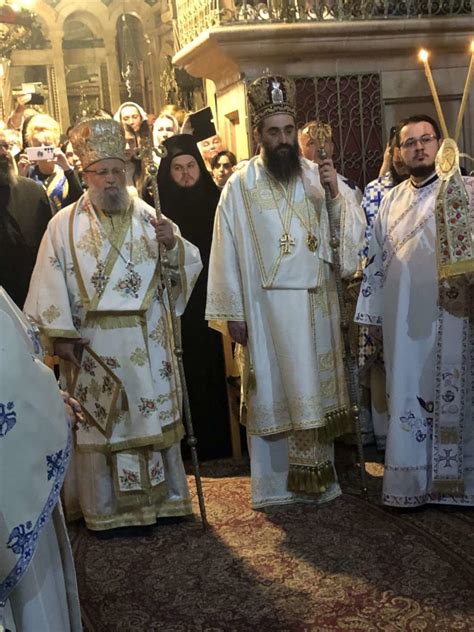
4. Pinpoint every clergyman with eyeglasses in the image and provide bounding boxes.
[24,116,203,535]
[356,114,474,510]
